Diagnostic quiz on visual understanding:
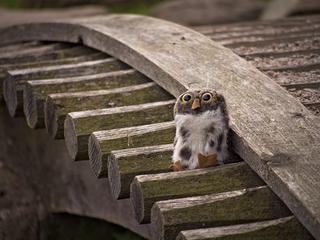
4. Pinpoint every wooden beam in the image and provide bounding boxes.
[64,100,174,161]
[4,58,128,117]
[151,186,291,240]
[131,162,264,224]
[176,216,313,240]
[0,15,319,238]
[108,144,173,200]
[24,69,150,128]
[88,121,175,178]
[44,82,172,139]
